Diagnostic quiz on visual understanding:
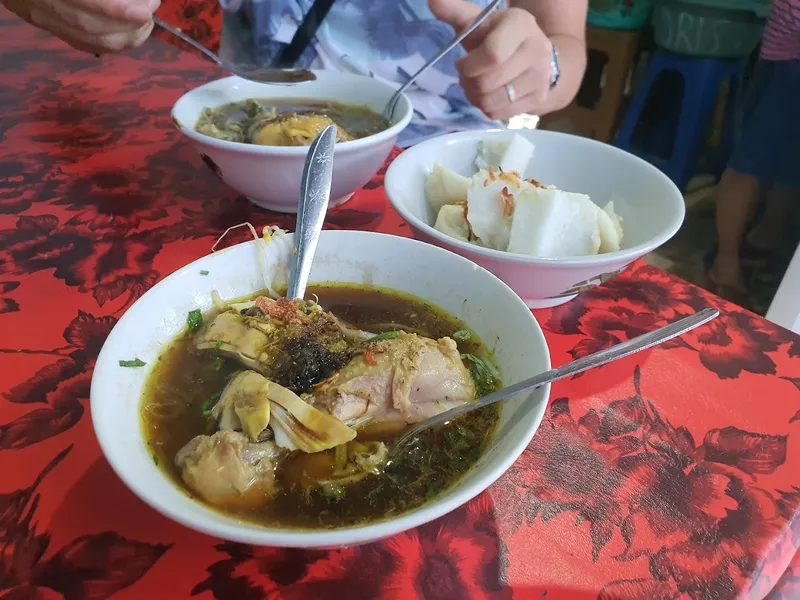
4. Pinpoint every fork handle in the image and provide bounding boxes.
[392,308,720,448]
